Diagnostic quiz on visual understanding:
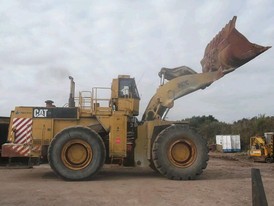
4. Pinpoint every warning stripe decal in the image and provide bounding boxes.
[2,118,43,158]
[2,144,41,157]
[11,118,33,156]
[13,118,32,144]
